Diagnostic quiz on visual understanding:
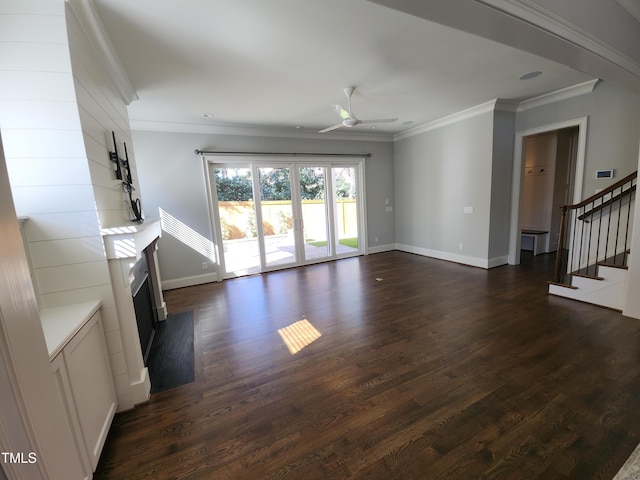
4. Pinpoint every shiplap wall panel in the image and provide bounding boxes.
[100,307,120,333]
[38,285,116,310]
[28,236,106,268]
[21,211,101,241]
[109,350,127,376]
[0,43,72,72]
[0,72,76,101]
[66,4,148,410]
[1,129,88,159]
[36,261,111,295]
[10,185,96,215]
[0,100,81,130]
[0,0,61,15]
[0,13,67,43]
[6,157,90,187]
[68,19,141,226]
